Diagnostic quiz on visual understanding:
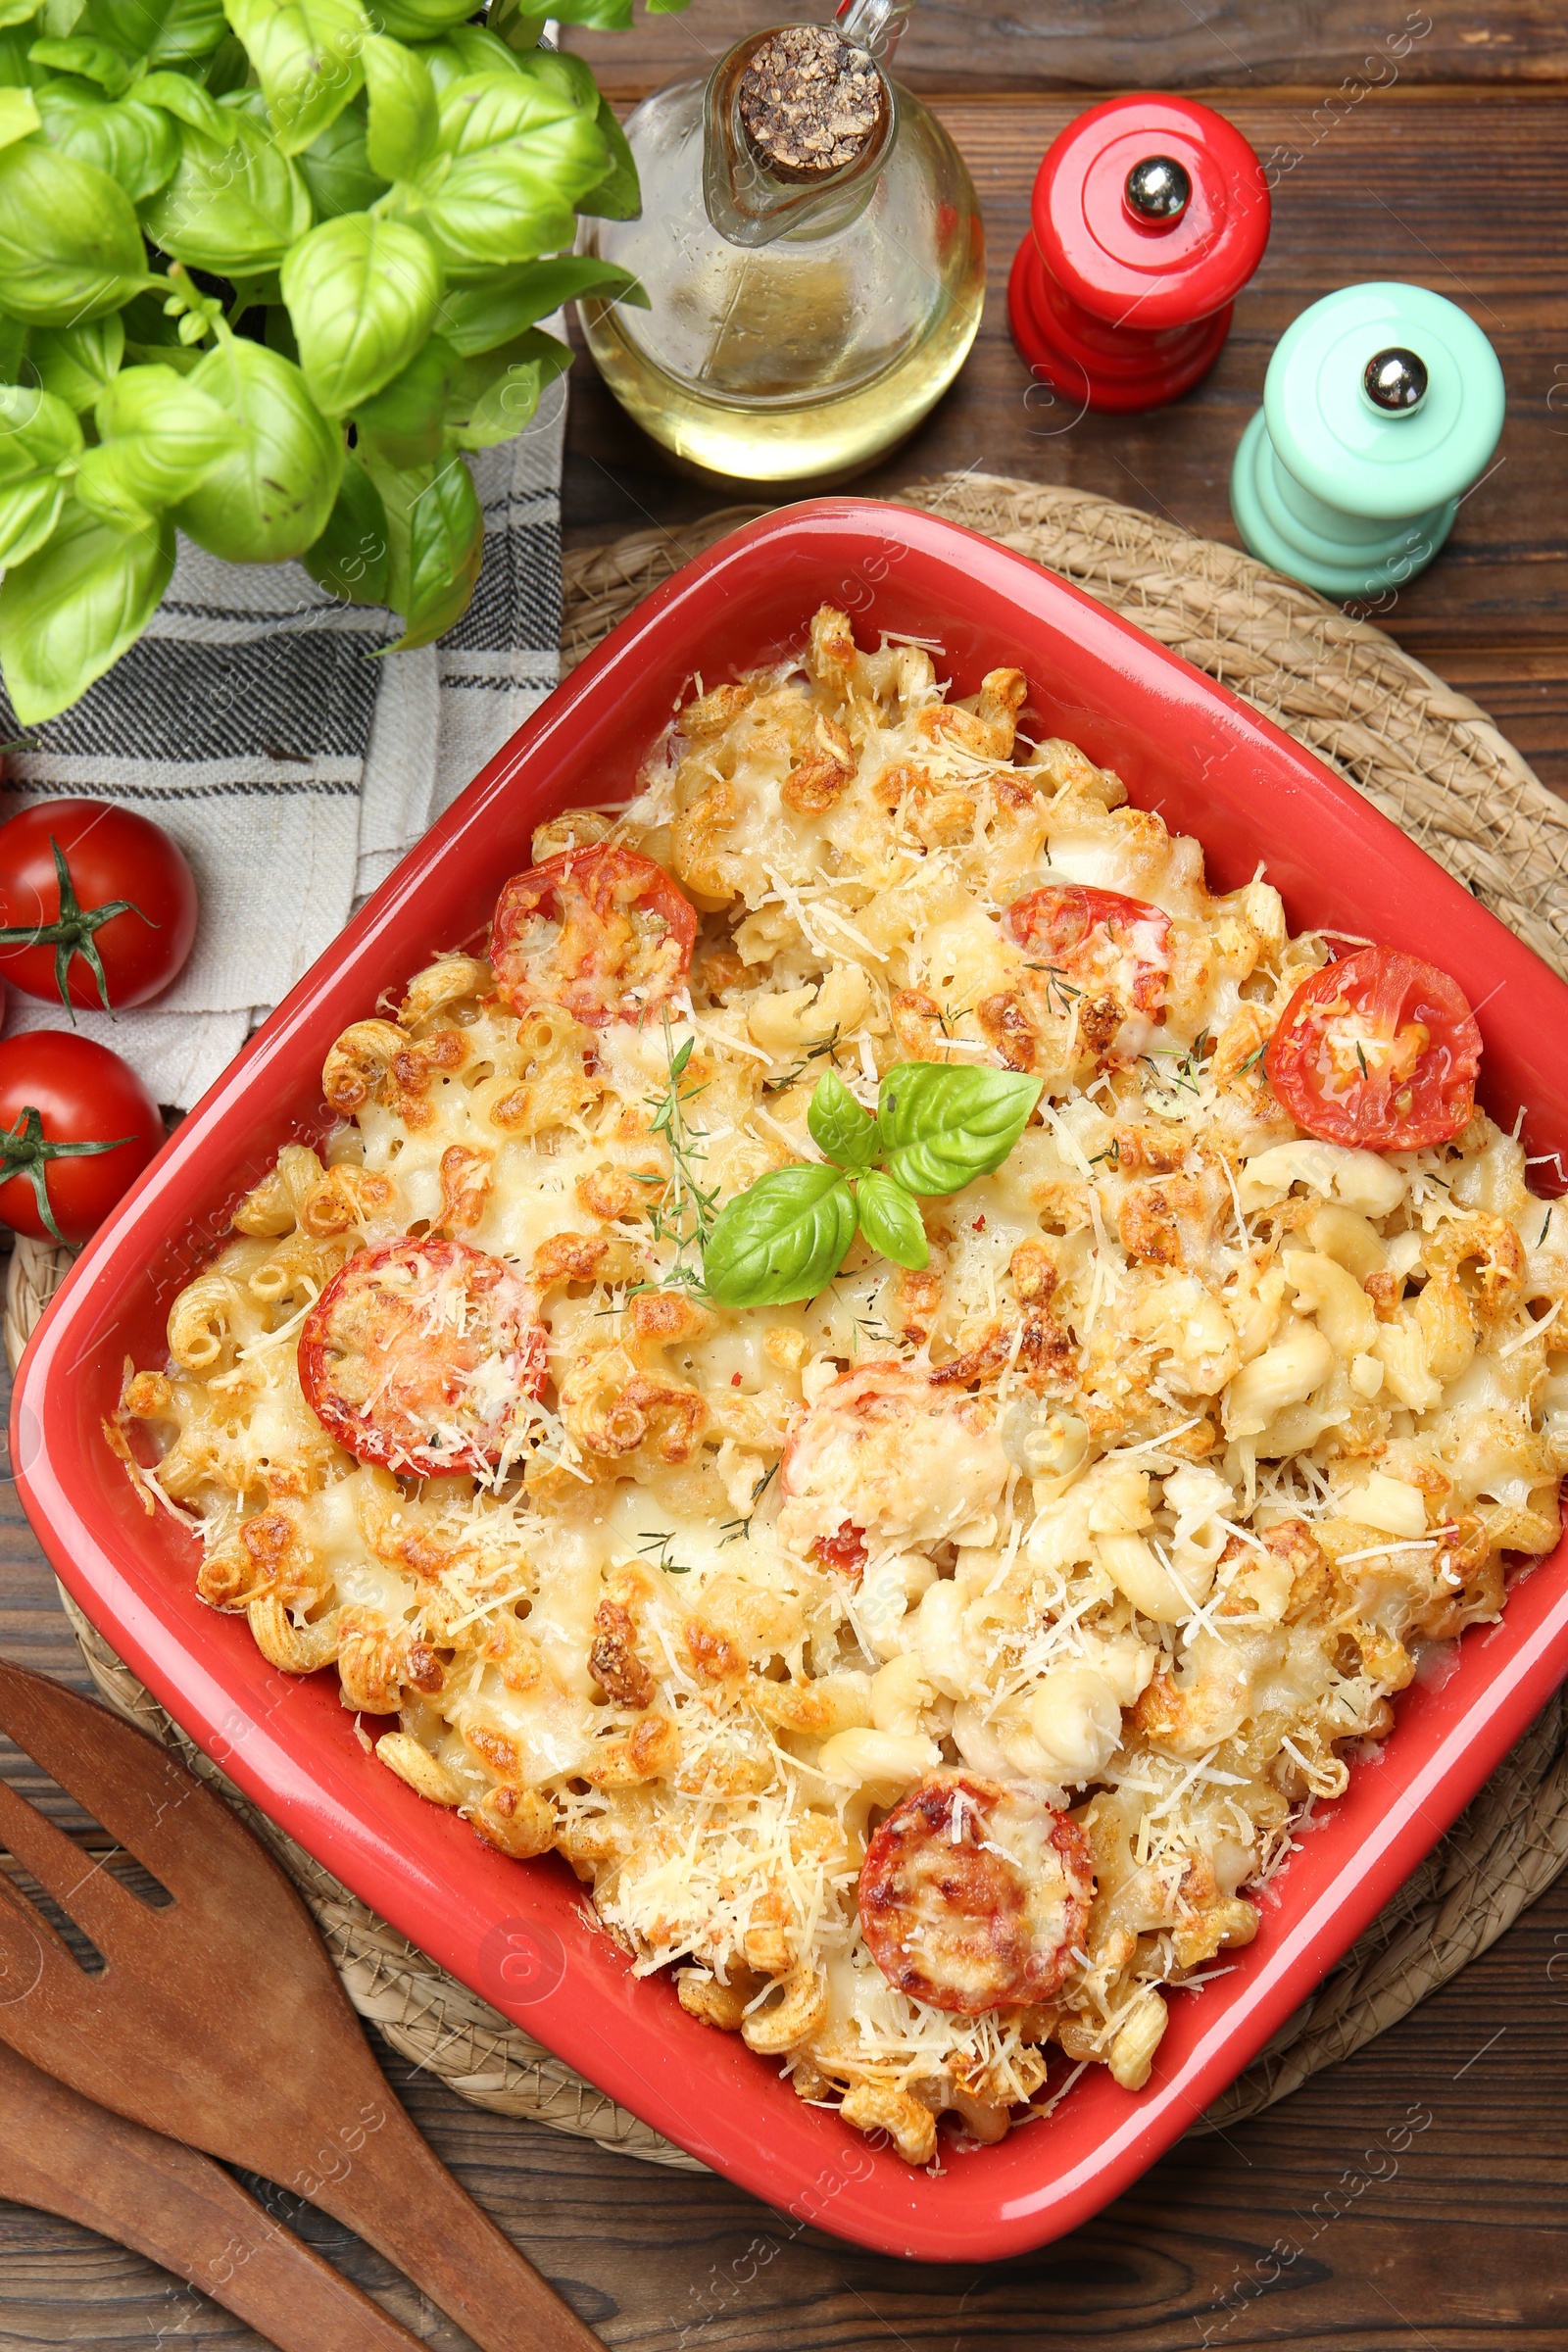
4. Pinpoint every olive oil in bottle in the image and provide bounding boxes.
[576,0,984,483]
